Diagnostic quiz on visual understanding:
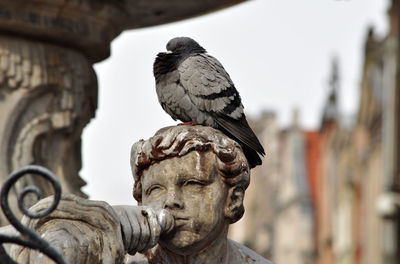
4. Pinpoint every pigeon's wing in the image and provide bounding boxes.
[178,54,265,156]
[155,69,180,121]
[178,54,244,120]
